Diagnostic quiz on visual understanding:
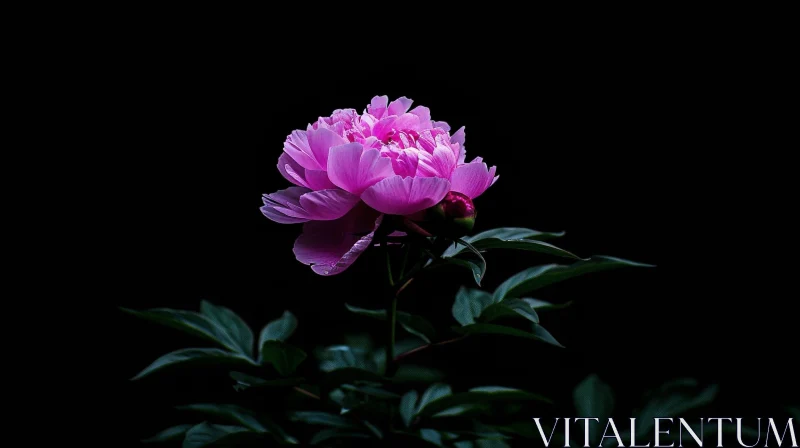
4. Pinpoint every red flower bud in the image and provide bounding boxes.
[403,191,477,238]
